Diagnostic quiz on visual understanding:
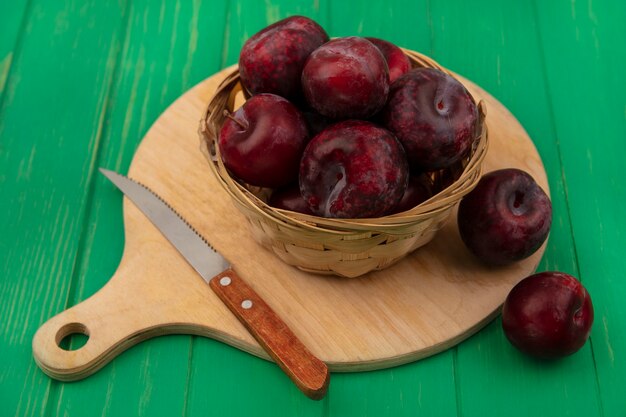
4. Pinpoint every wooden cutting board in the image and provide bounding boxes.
[33,65,548,380]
